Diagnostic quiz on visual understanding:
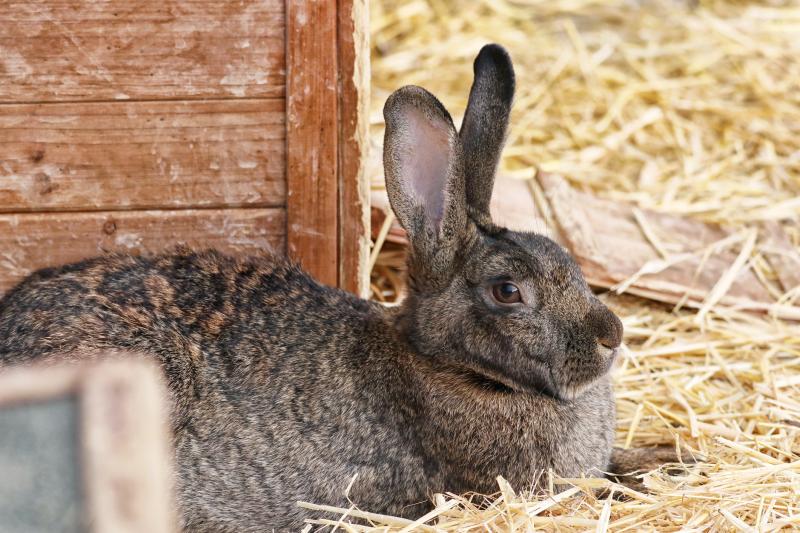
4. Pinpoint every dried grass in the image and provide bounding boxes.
[311,0,800,530]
